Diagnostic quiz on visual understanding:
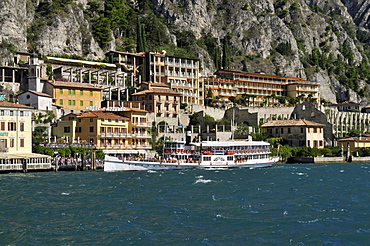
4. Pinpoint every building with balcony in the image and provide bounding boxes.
[214,70,320,106]
[52,108,151,155]
[0,101,51,172]
[105,51,145,84]
[131,82,182,119]
[261,119,325,148]
[144,52,202,106]
[203,77,237,101]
